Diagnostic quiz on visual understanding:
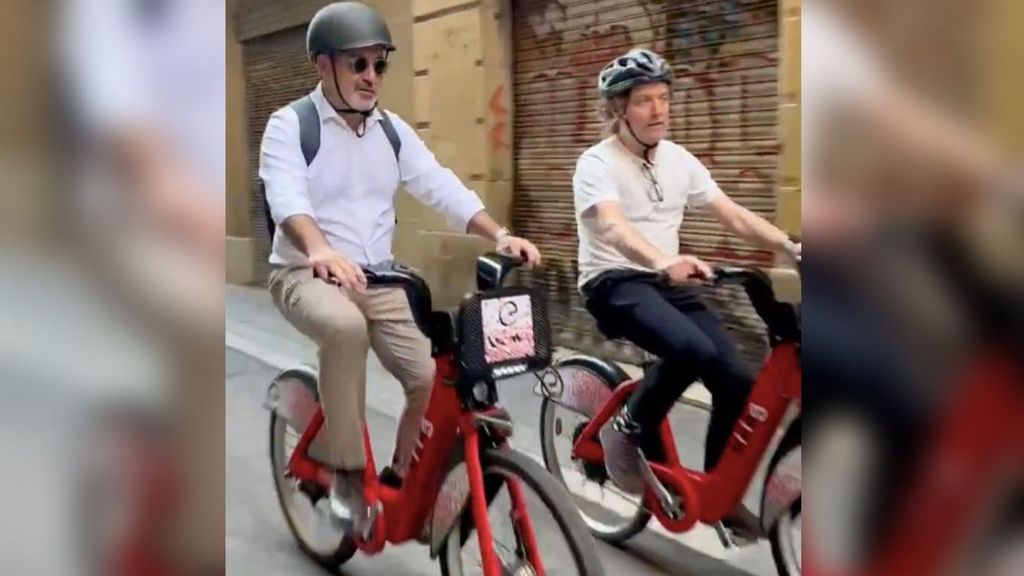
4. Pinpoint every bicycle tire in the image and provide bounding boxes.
[269,411,357,569]
[439,447,605,576]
